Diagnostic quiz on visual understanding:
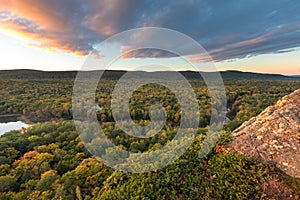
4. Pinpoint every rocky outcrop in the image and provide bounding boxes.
[228,88,300,178]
